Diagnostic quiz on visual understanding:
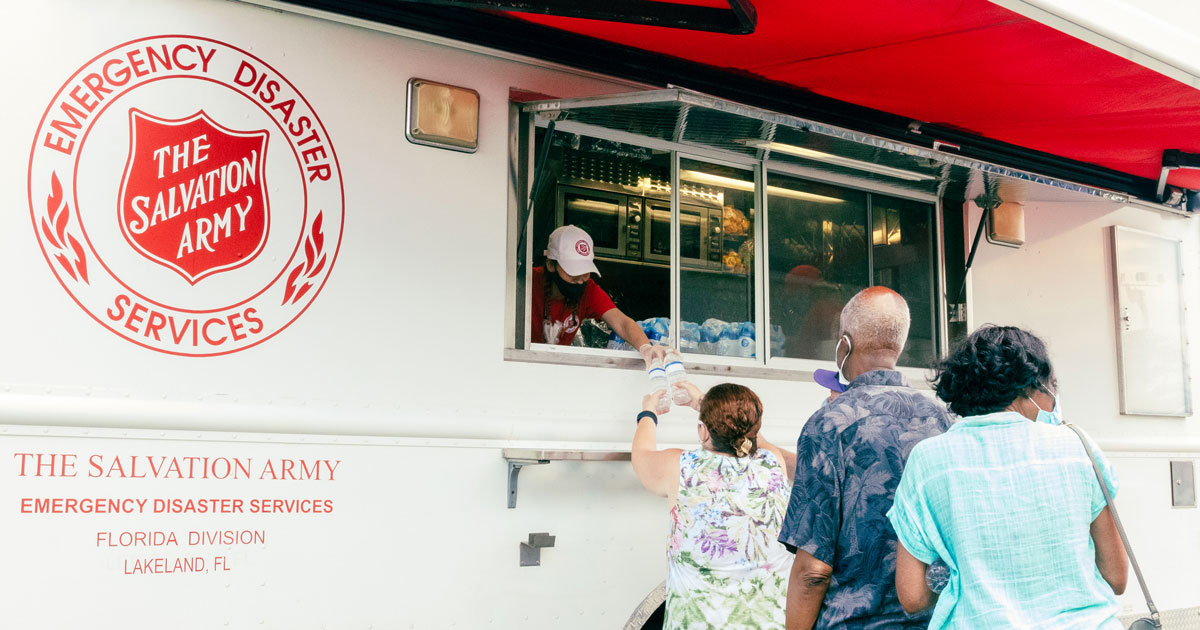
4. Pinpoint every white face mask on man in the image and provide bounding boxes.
[833,334,852,384]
